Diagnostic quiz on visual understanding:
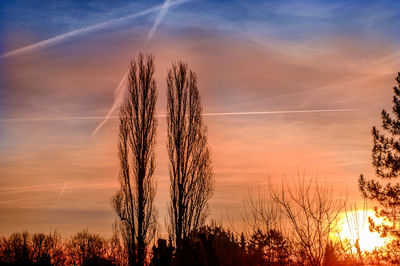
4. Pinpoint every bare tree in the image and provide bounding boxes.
[271,175,344,265]
[242,187,291,264]
[66,230,111,265]
[32,231,65,265]
[112,53,157,266]
[166,61,213,249]
[0,231,65,265]
[242,187,281,236]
